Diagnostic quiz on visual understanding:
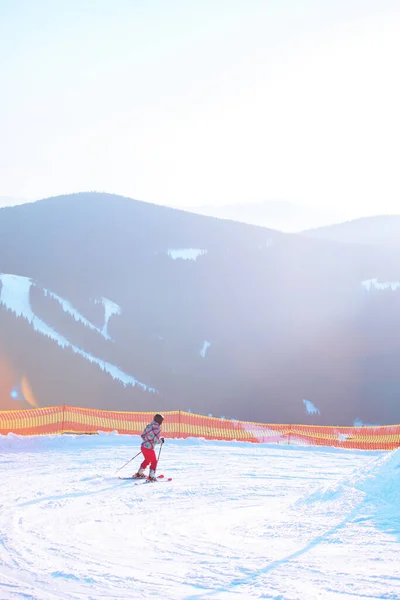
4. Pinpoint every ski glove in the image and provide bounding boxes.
[161,437,165,444]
